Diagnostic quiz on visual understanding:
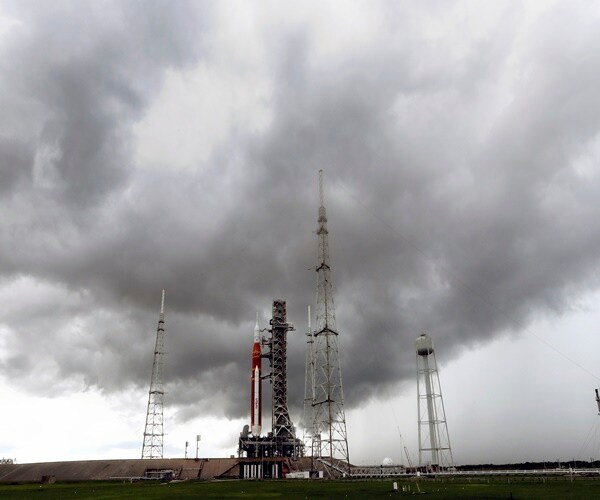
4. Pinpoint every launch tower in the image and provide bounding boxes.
[142,289,166,459]
[269,300,297,447]
[416,333,454,470]
[310,169,350,474]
